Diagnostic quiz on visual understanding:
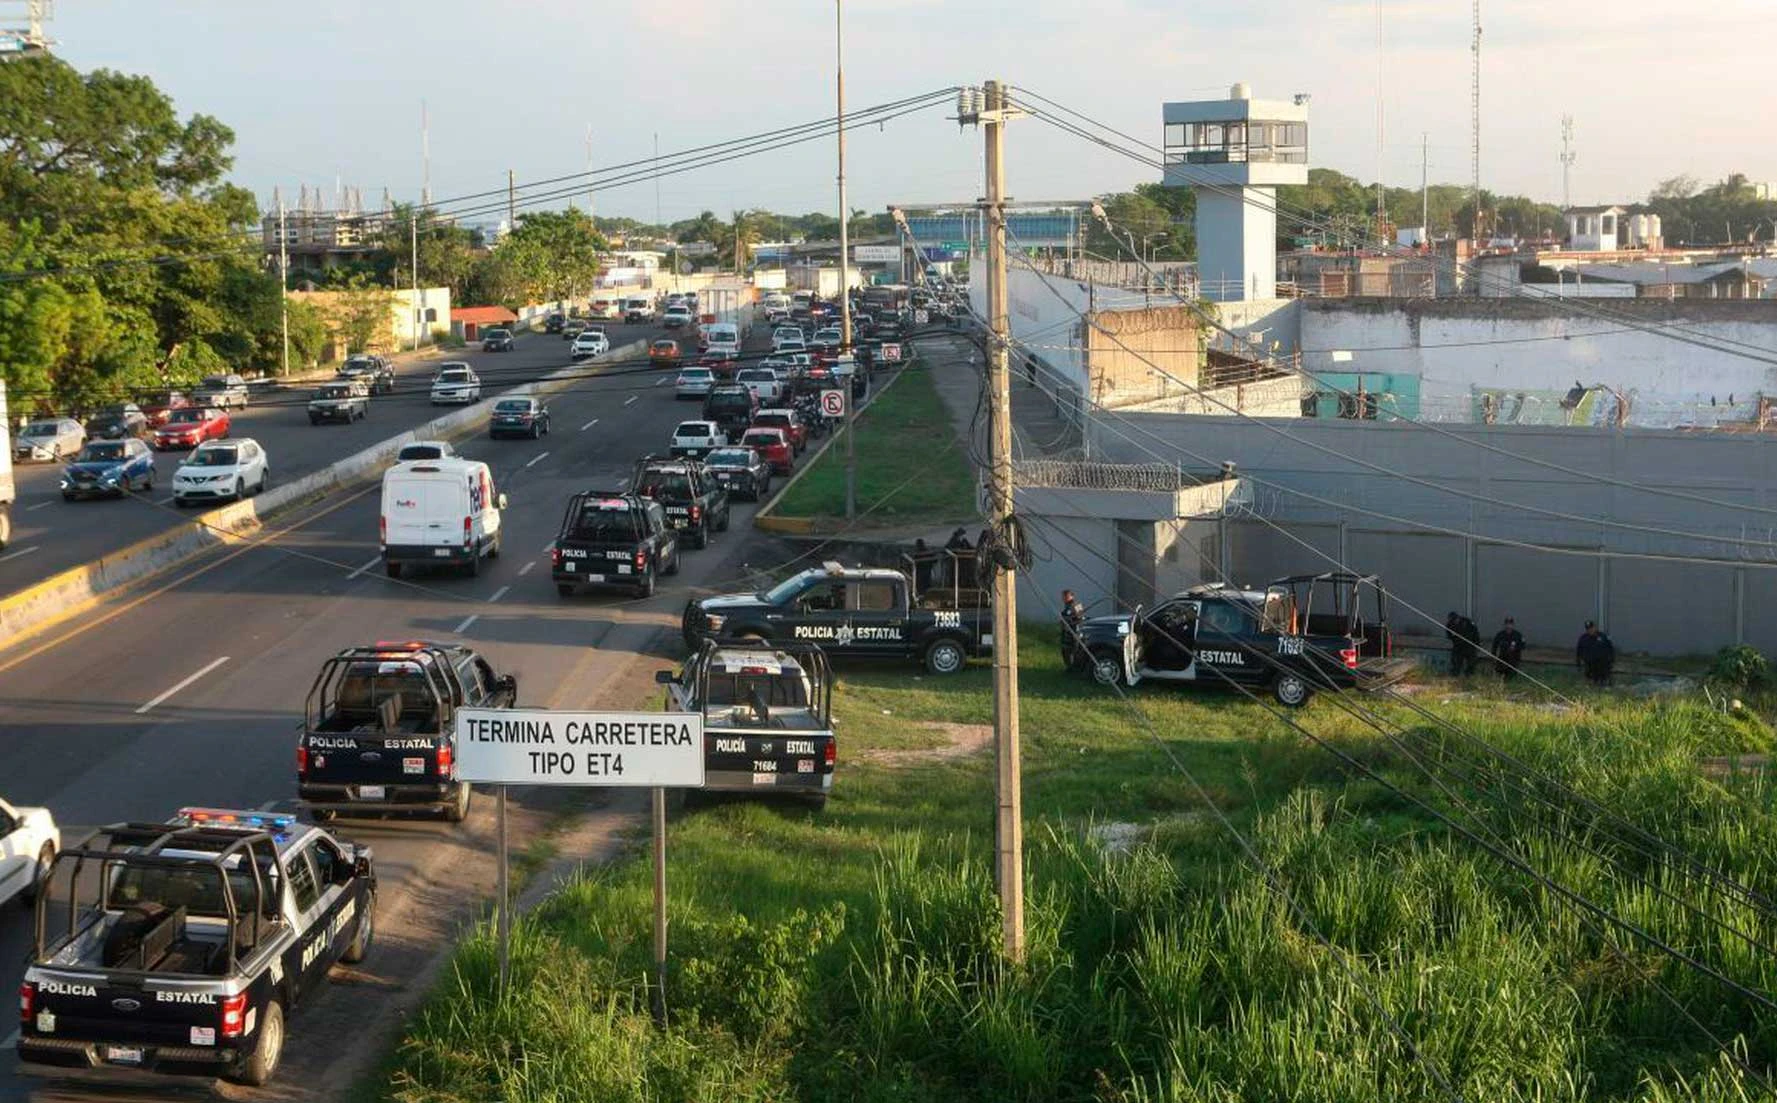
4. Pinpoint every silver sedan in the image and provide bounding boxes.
[13,418,85,462]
